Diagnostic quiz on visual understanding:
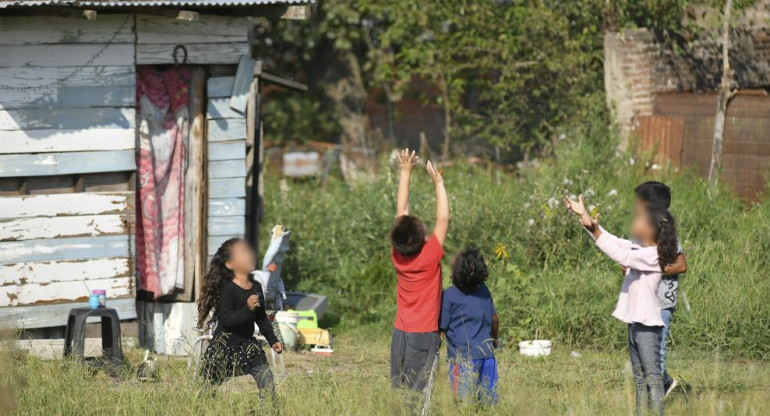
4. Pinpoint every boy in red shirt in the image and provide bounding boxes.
[389,148,449,397]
